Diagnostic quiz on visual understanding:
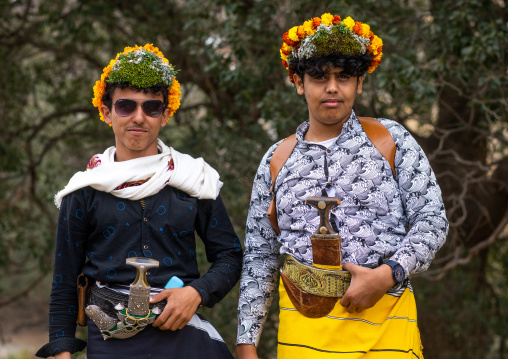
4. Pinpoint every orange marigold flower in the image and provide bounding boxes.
[297,26,306,39]
[167,79,181,118]
[332,15,341,25]
[282,32,297,47]
[353,21,363,35]
[360,23,370,38]
[280,44,292,56]
[303,20,316,35]
[289,69,295,83]
[373,52,382,62]
[282,59,288,69]
[312,17,321,28]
